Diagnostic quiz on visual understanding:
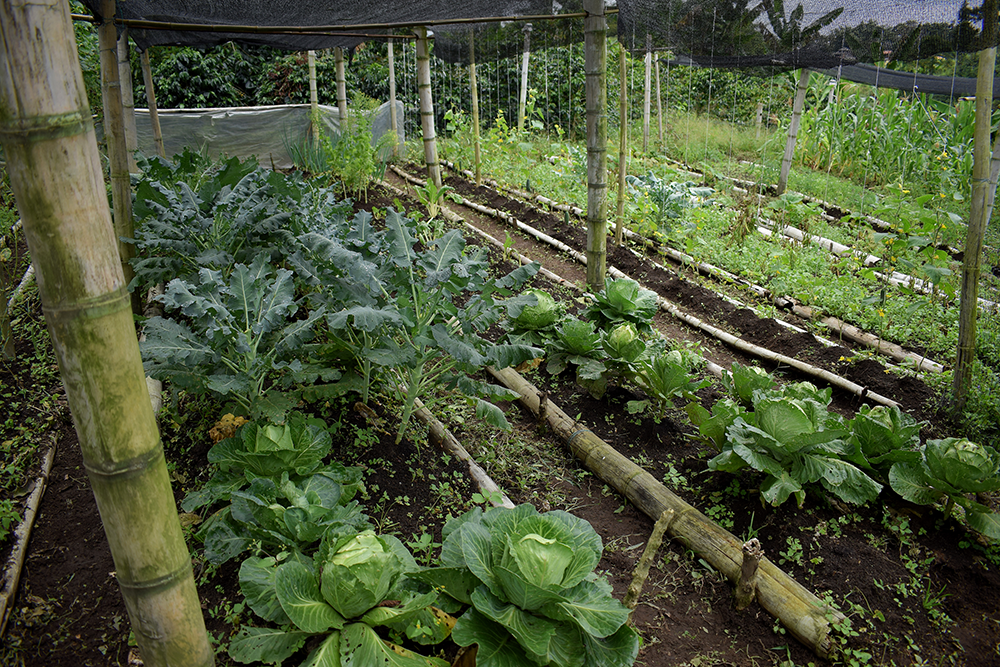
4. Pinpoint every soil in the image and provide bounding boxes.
[2,170,999,667]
